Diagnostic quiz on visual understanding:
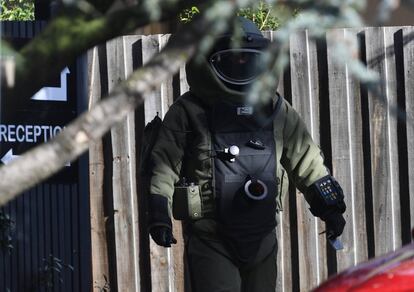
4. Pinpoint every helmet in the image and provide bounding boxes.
[208,17,270,90]
[185,17,274,105]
